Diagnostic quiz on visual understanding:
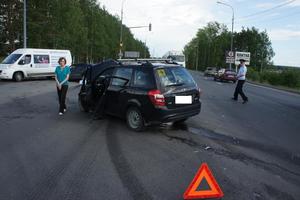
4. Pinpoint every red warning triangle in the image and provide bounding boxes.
[183,163,224,199]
